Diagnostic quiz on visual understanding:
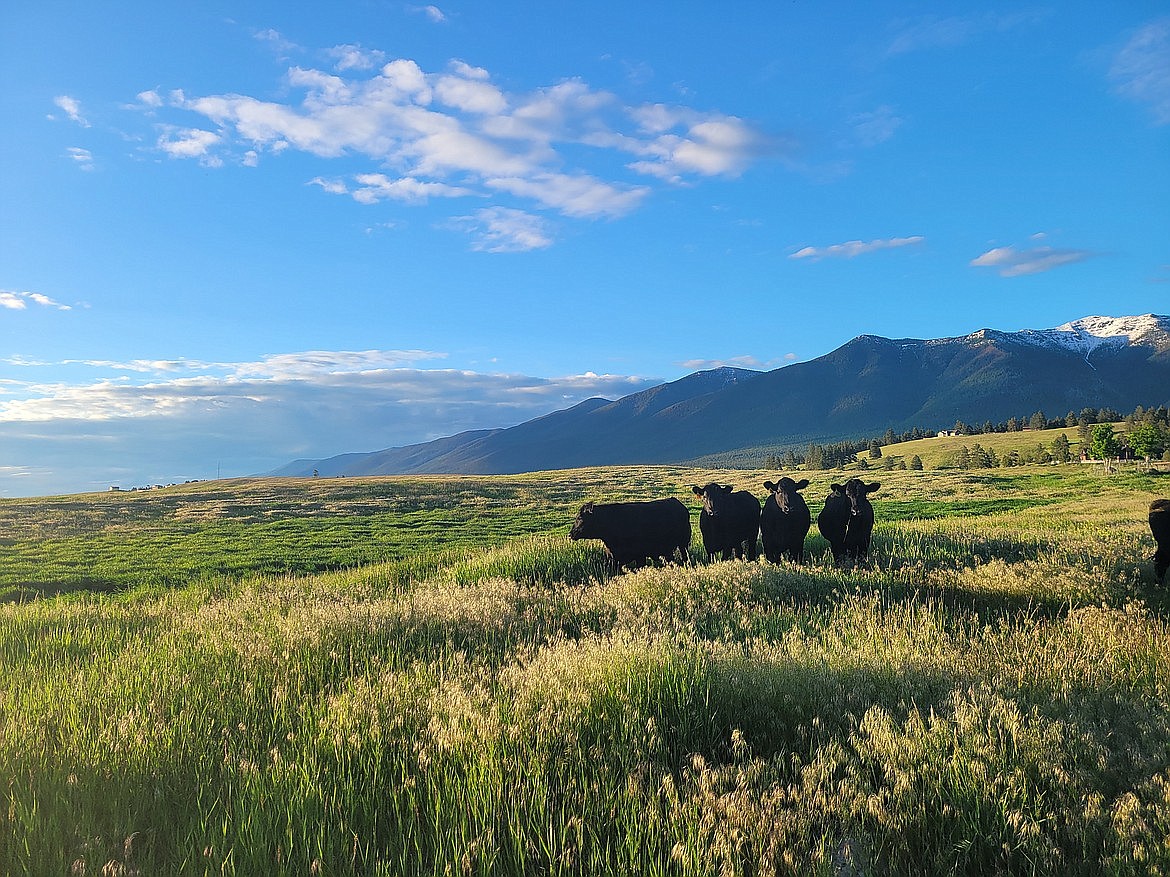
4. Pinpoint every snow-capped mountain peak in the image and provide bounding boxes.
[1007,314,1170,358]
